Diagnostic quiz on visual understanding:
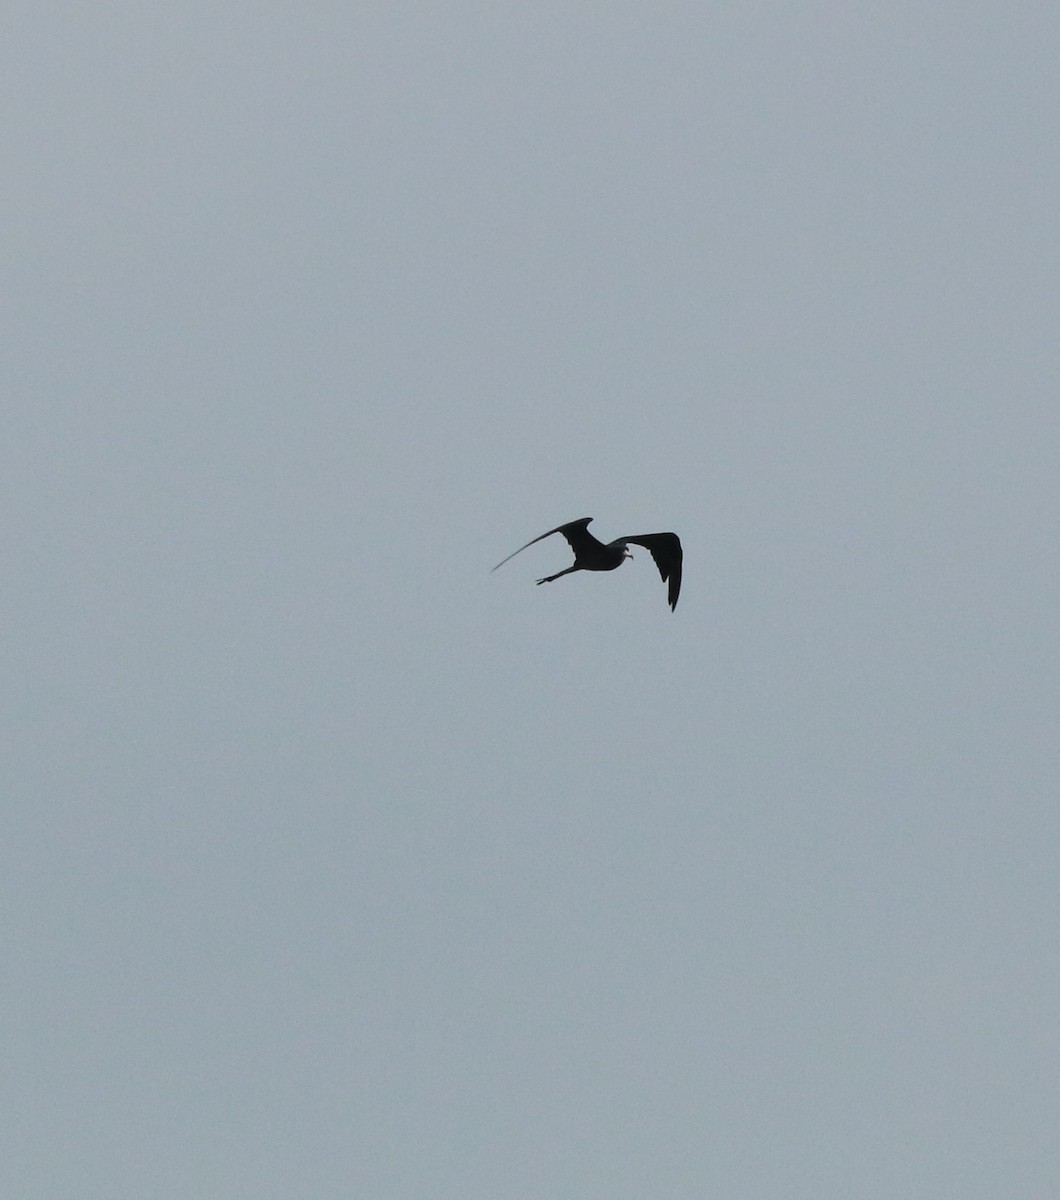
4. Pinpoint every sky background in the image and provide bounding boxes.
[5,2,1060,1196]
